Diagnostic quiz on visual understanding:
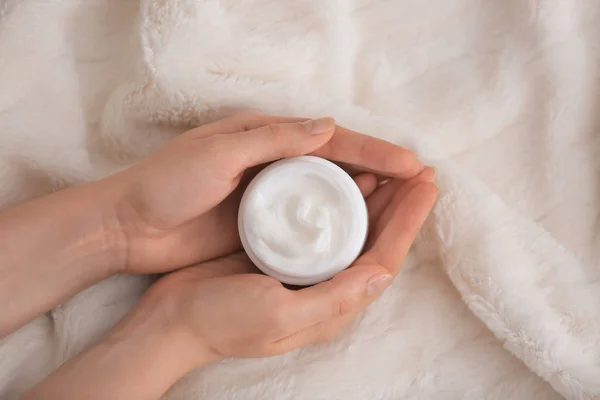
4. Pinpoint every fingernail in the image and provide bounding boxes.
[301,117,335,135]
[415,166,435,183]
[366,273,393,296]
